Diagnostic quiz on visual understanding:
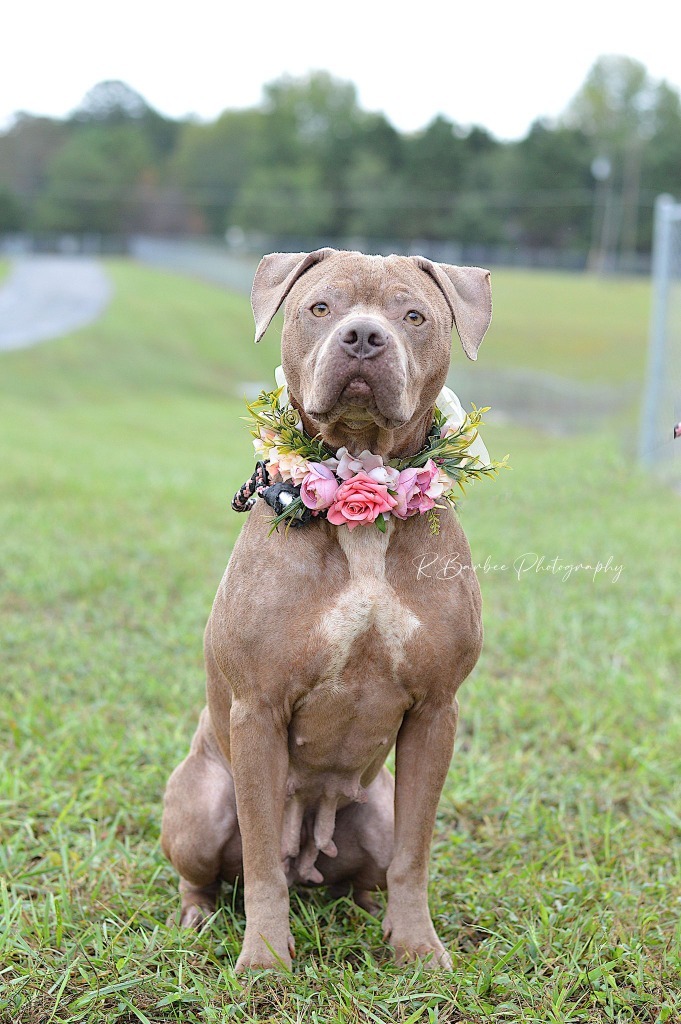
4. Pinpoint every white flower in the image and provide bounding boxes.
[436,385,466,426]
[253,426,278,459]
[436,384,490,466]
[335,447,385,480]
[274,364,303,428]
[274,364,289,407]
[266,445,283,480]
[462,431,490,467]
[368,464,400,488]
